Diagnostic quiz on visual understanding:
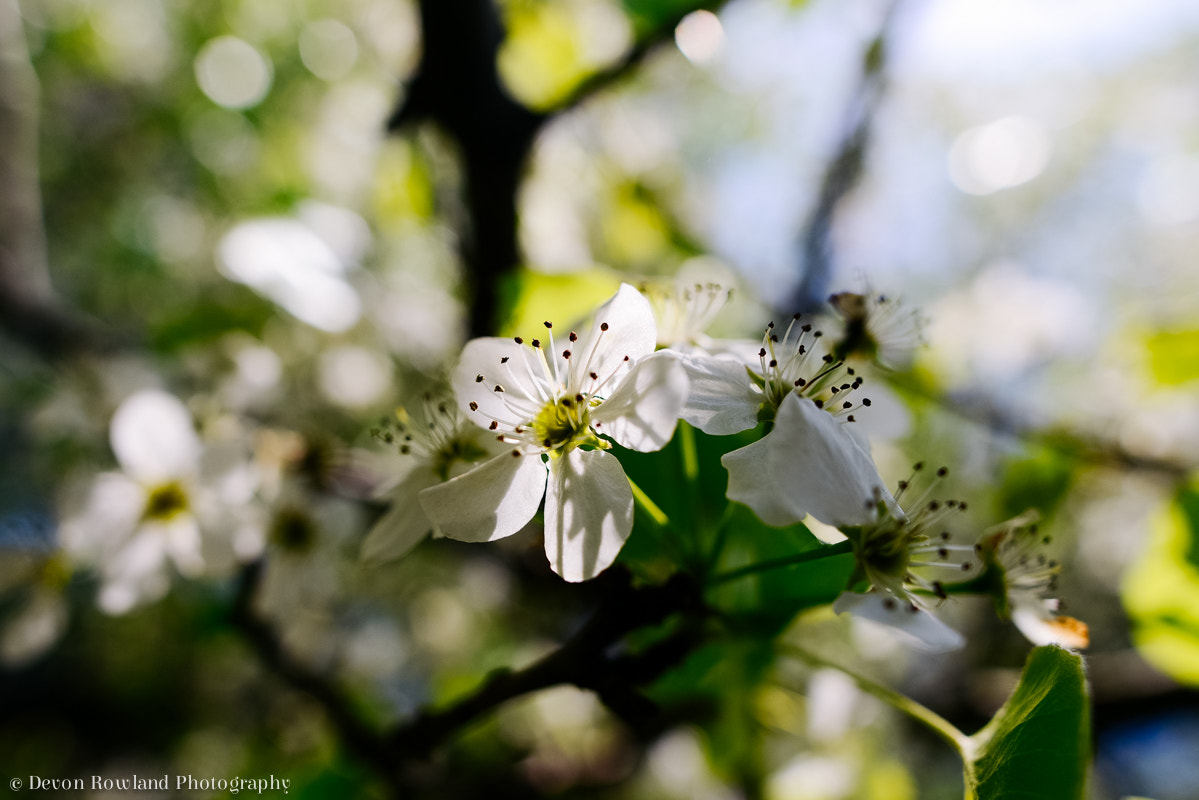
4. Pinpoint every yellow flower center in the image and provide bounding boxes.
[531,396,593,454]
[143,481,189,521]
